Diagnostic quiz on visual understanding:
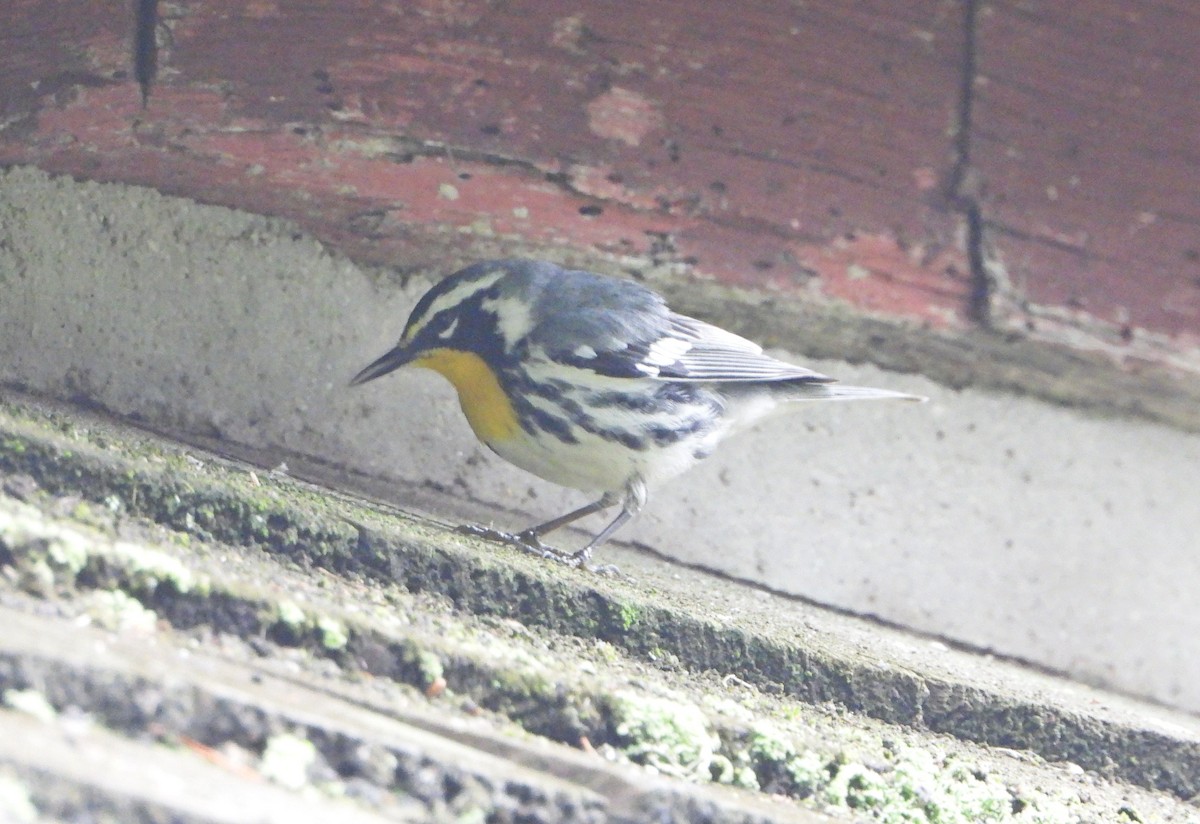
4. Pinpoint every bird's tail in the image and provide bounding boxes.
[782,382,928,403]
